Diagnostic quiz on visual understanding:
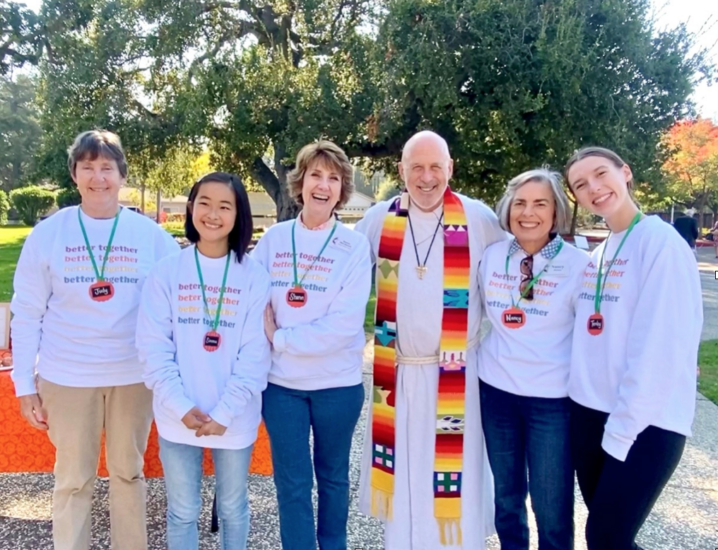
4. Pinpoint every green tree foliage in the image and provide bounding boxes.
[55,186,80,208]
[10,185,55,225]
[27,0,711,221]
[0,74,42,190]
[0,2,42,74]
[0,189,10,224]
